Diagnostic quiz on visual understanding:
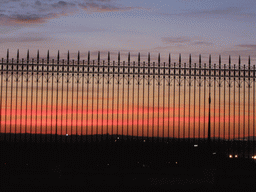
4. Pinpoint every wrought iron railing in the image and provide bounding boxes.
[0,49,255,159]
